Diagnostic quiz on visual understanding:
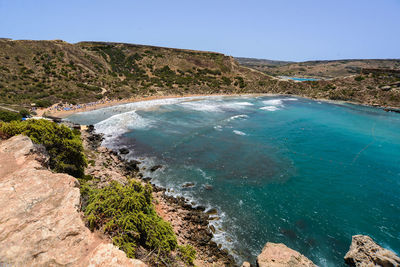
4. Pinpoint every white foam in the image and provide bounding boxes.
[260,106,280,111]
[233,130,246,136]
[261,98,298,107]
[262,99,283,106]
[196,168,213,180]
[95,110,152,137]
[227,114,249,121]
[233,102,254,106]
[180,101,221,112]
[179,100,253,112]
[214,125,223,131]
